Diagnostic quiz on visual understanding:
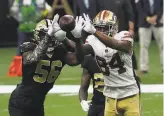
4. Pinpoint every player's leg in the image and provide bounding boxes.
[88,103,99,116]
[152,26,163,70]
[98,105,105,116]
[9,105,44,116]
[9,106,24,116]
[104,97,117,116]
[9,96,44,116]
[139,27,152,72]
[9,106,43,116]
[122,94,141,116]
